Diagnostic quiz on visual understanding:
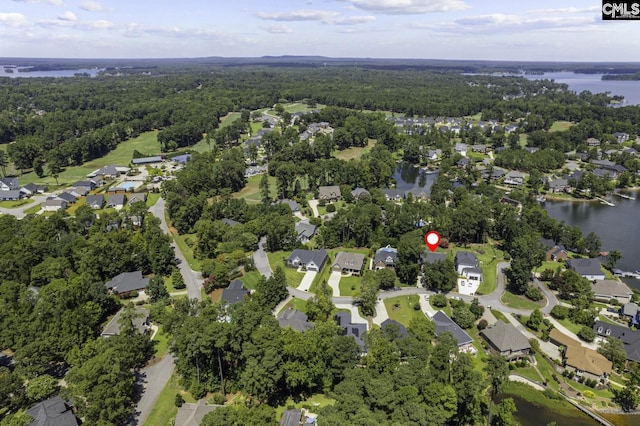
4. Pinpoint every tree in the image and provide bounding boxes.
[172,268,186,289]
[526,308,544,331]
[255,266,288,310]
[33,159,43,178]
[606,250,623,270]
[452,306,476,329]
[259,173,271,205]
[25,374,58,402]
[422,259,457,292]
[0,150,7,178]
[582,232,602,257]
[578,326,596,342]
[355,271,379,317]
[47,160,62,186]
[147,275,169,302]
[486,354,509,425]
[613,385,639,412]
[492,397,518,426]
[598,336,627,370]
[376,268,396,290]
[431,293,448,308]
